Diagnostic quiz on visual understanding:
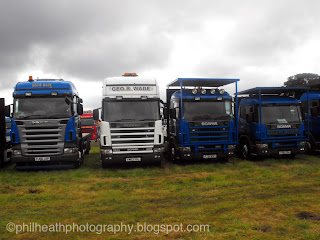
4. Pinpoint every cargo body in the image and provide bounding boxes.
[10,77,90,169]
[238,87,309,159]
[95,73,164,167]
[165,78,239,161]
